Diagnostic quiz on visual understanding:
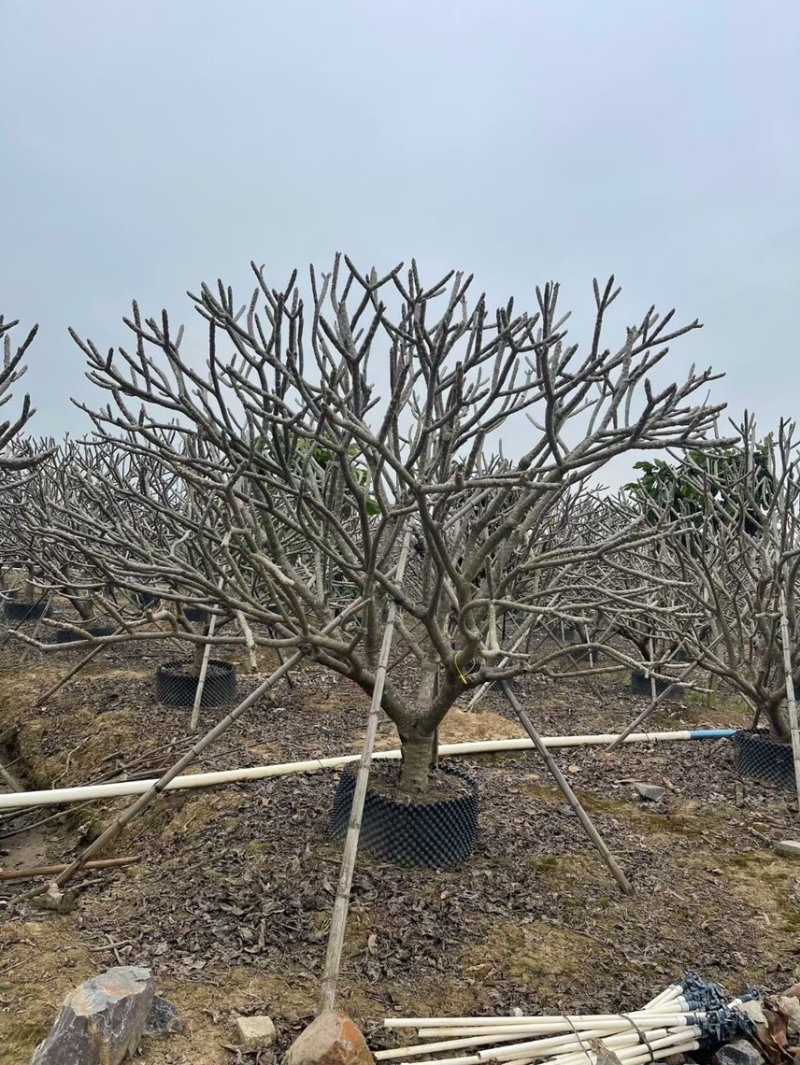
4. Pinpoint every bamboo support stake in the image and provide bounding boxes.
[190,531,232,731]
[500,681,633,895]
[35,633,119,705]
[0,855,139,880]
[0,755,23,792]
[778,587,800,814]
[190,617,218,732]
[318,528,412,1013]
